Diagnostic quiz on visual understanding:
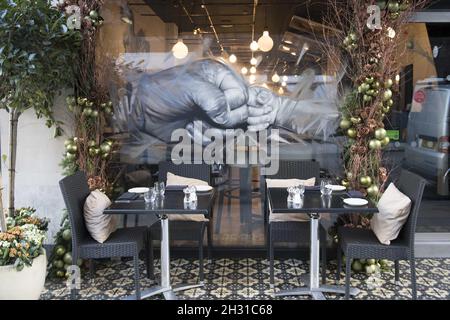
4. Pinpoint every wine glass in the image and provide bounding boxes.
[159,181,165,196]
[320,179,332,196]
